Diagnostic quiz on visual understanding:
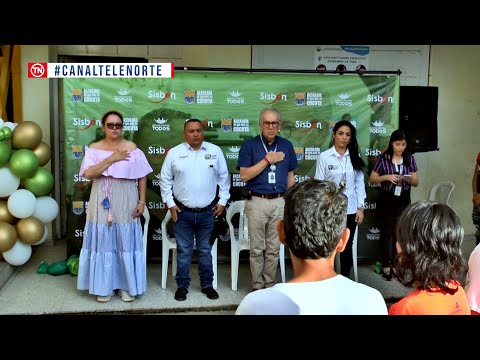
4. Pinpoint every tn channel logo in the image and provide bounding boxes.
[28,62,48,78]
